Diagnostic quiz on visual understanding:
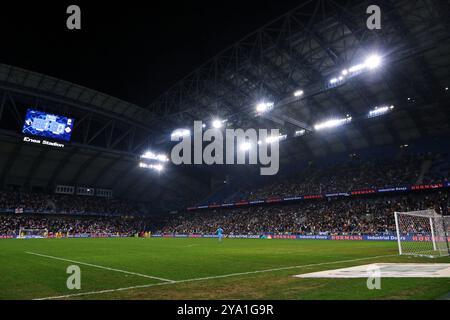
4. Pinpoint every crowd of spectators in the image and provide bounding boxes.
[223,153,448,202]
[0,151,449,238]
[0,191,448,237]
[0,215,148,236]
[159,191,449,236]
[0,191,143,216]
